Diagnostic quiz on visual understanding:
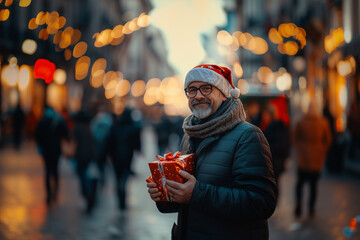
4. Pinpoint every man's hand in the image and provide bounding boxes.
[146,182,162,202]
[165,170,196,203]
